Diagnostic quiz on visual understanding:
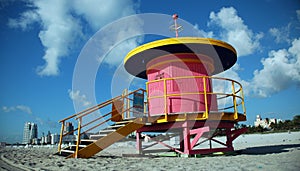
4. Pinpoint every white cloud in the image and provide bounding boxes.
[35,0,84,76]
[2,105,32,114]
[208,7,263,57]
[216,38,300,98]
[98,20,144,66]
[10,0,84,76]
[243,38,300,97]
[72,0,139,31]
[68,89,91,107]
[1,105,59,129]
[8,0,140,76]
[8,10,40,30]
[206,8,300,98]
[193,24,214,38]
[269,24,291,44]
